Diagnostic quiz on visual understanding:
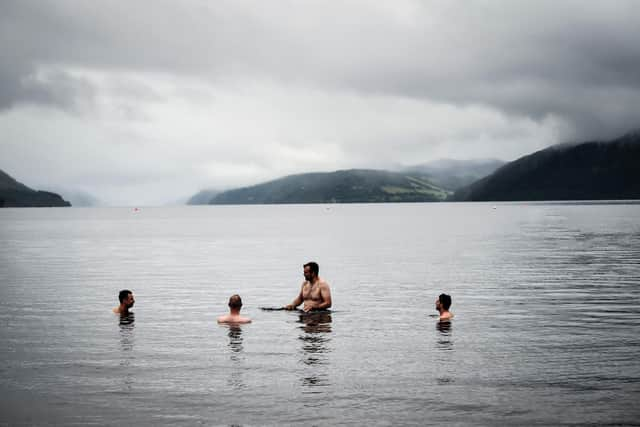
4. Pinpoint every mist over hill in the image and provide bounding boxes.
[454,131,640,201]
[0,169,71,207]
[402,158,505,191]
[187,189,220,205]
[45,188,102,207]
